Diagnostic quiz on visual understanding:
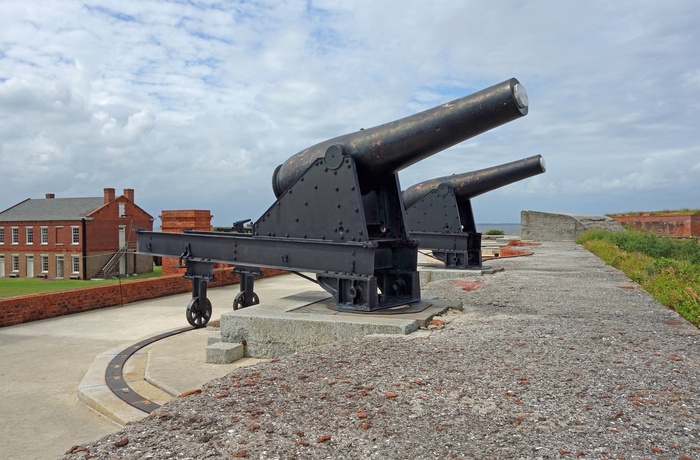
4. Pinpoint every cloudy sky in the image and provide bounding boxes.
[1,1,698,228]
